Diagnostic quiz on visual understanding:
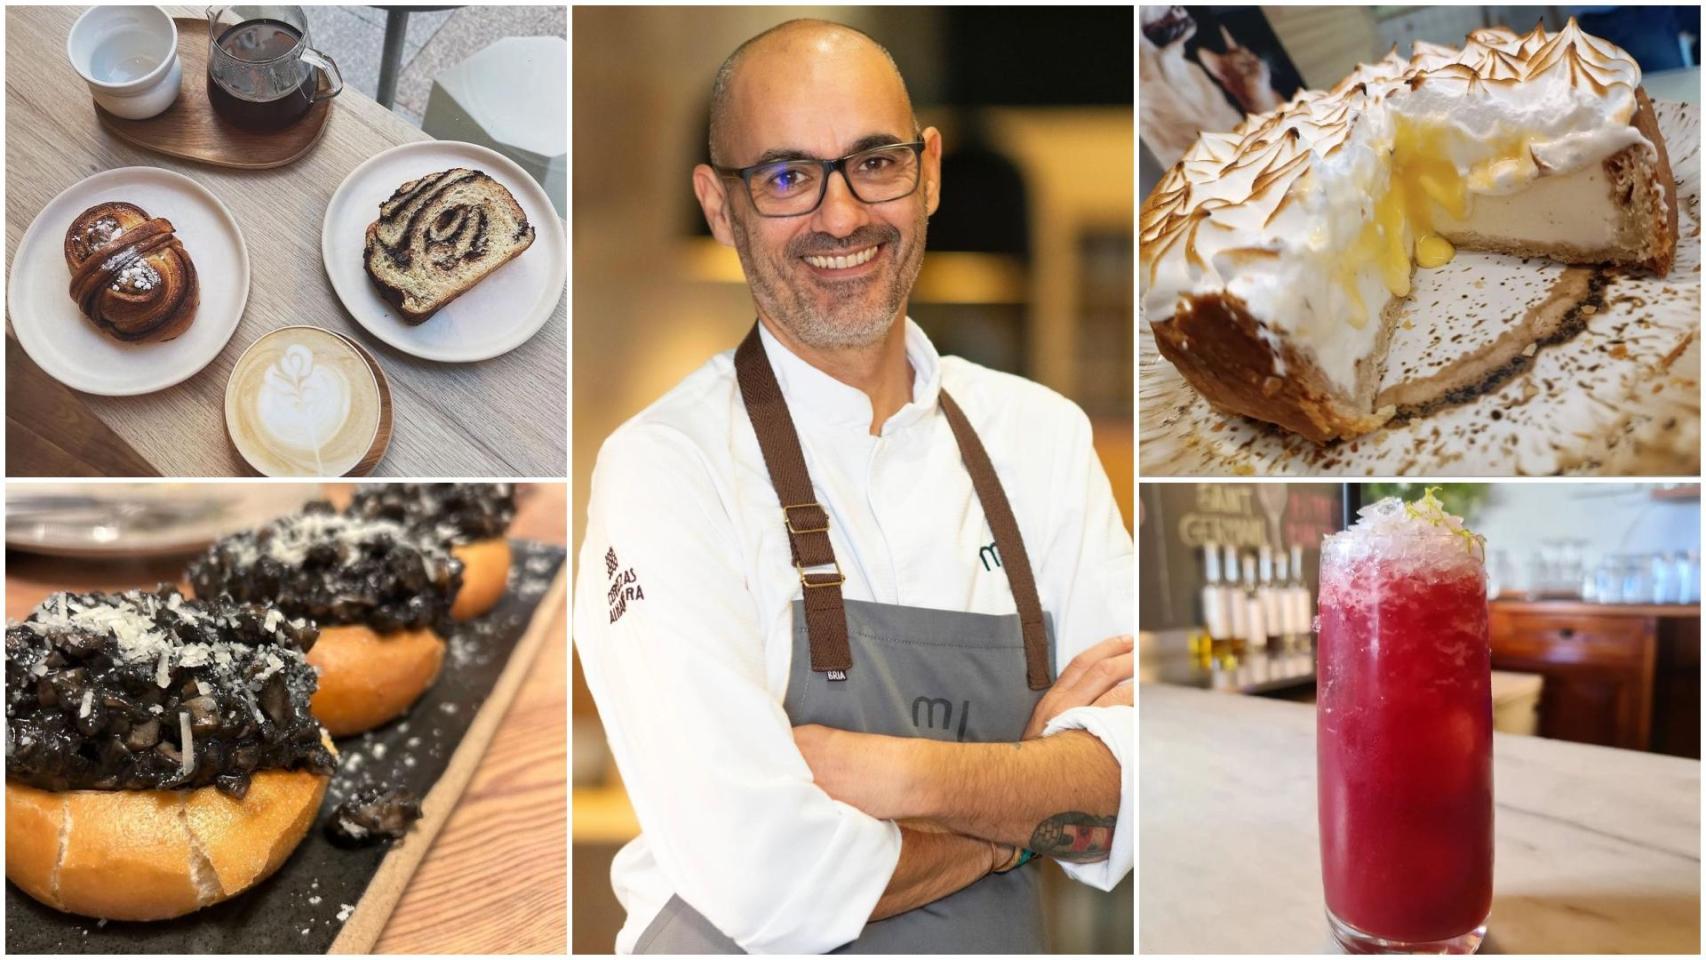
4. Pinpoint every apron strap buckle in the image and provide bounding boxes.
[797,559,846,589]
[782,502,830,535]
